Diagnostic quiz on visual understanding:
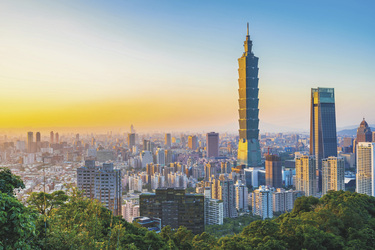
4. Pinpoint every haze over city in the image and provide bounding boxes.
[1,0,374,133]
